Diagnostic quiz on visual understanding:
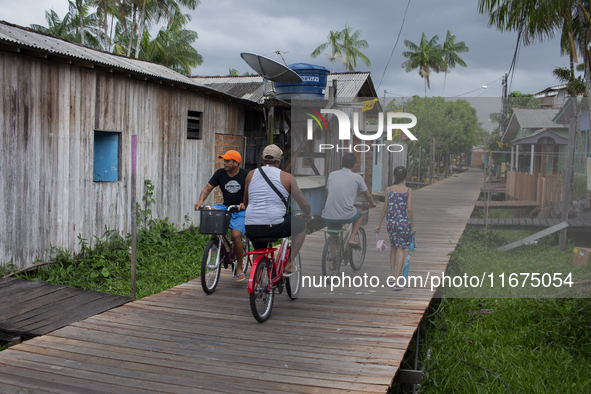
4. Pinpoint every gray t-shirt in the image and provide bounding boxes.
[322,168,368,220]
